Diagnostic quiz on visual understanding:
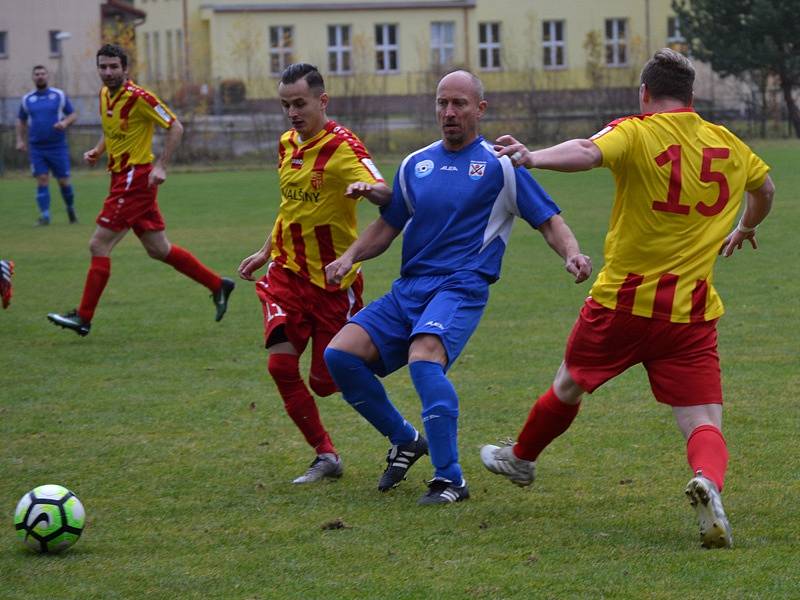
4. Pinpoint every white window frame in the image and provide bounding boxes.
[430,21,455,68]
[542,20,566,70]
[269,25,294,76]
[478,22,501,71]
[328,24,352,74]
[666,16,684,44]
[375,23,399,73]
[144,32,153,82]
[153,30,161,82]
[605,18,627,67]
